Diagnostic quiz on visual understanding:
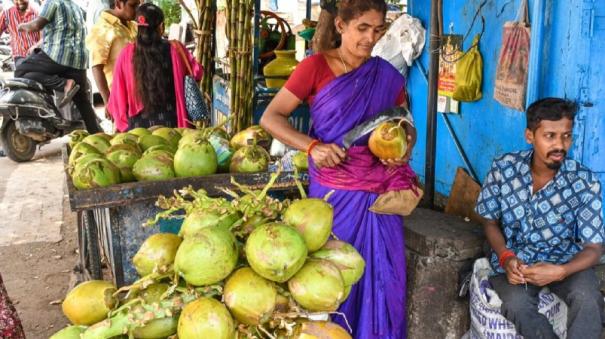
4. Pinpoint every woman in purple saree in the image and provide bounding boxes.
[260,1,416,337]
